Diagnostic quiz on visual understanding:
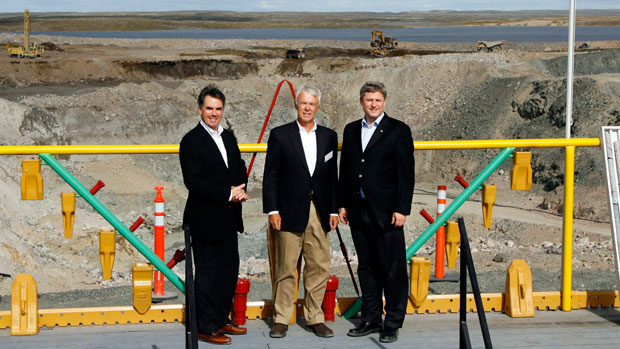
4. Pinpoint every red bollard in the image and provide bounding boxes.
[322,275,339,322]
[232,278,251,325]
[153,186,166,296]
[435,186,447,279]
